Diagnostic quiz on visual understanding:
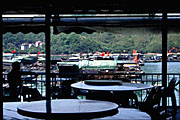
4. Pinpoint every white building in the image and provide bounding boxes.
[21,43,29,51]
[35,41,43,47]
